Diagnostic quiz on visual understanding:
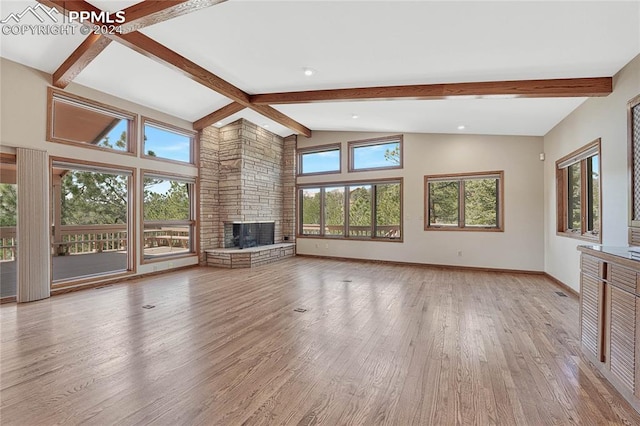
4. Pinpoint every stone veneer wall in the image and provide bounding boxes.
[199,118,295,257]
[198,125,220,264]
